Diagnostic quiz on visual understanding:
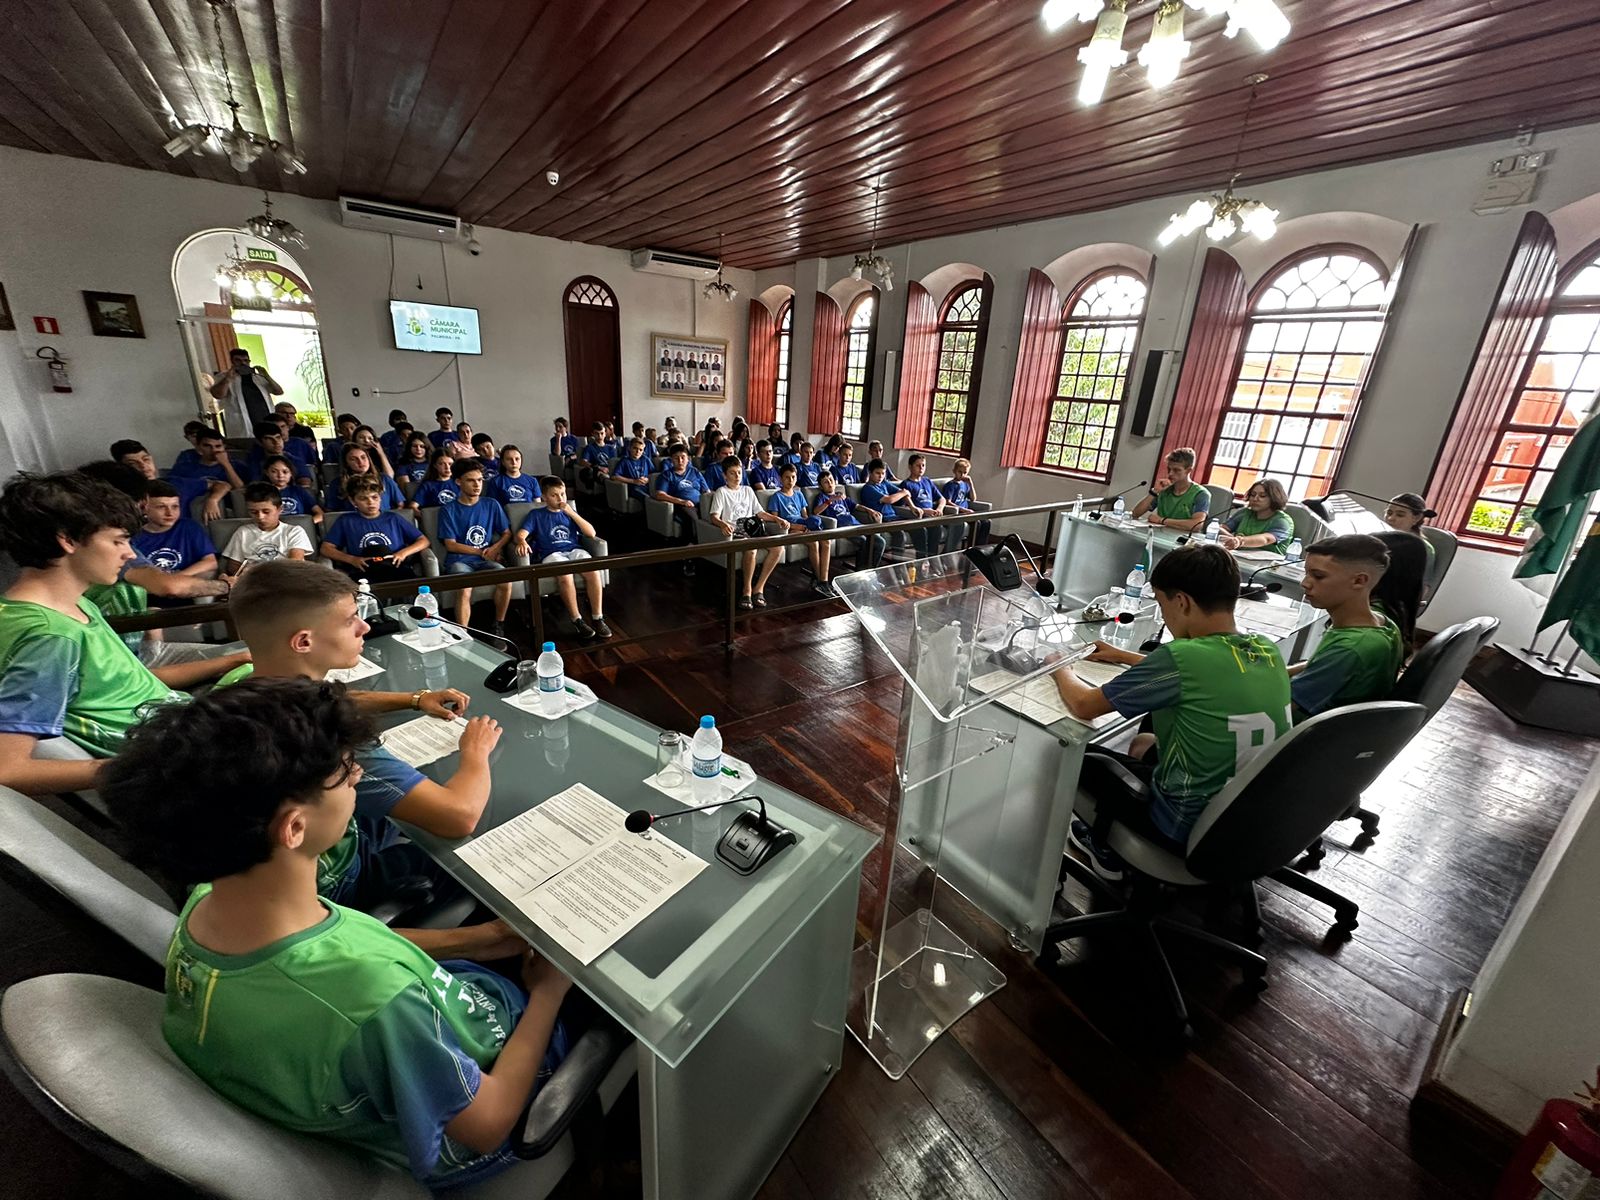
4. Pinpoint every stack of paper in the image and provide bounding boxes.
[379,715,469,767]
[456,783,707,965]
[970,666,1125,731]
